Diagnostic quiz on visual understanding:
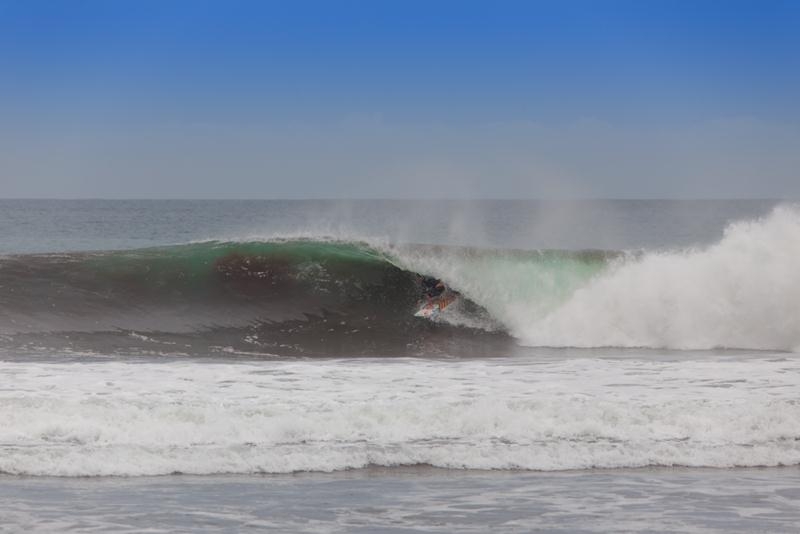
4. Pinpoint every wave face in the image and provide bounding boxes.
[0,239,523,357]
[1,205,799,355]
